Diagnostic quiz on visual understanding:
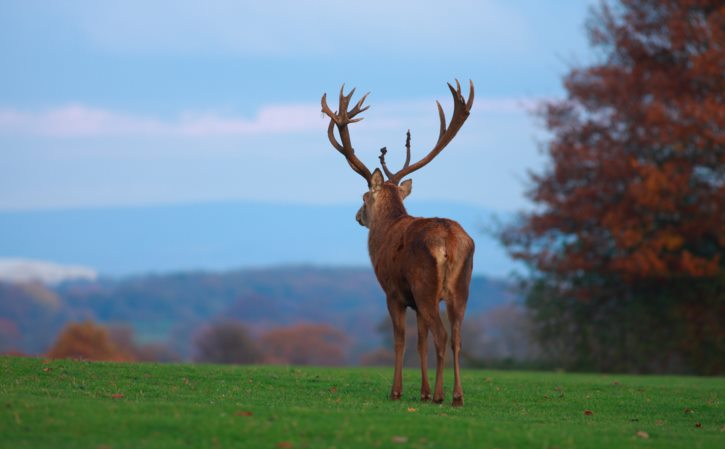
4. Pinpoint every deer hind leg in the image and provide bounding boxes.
[416,313,431,401]
[387,297,406,400]
[429,309,448,404]
[411,251,448,404]
[413,293,447,404]
[446,302,465,407]
[445,251,473,407]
